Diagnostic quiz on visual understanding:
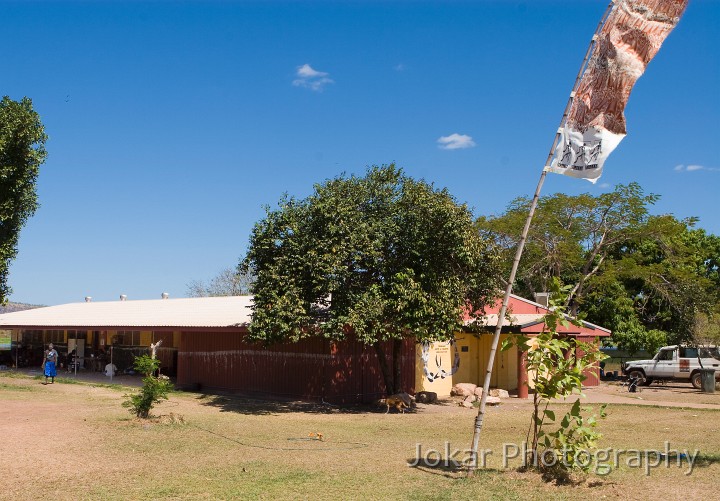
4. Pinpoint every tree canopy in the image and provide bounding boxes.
[0,96,47,304]
[478,183,720,353]
[243,164,500,393]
